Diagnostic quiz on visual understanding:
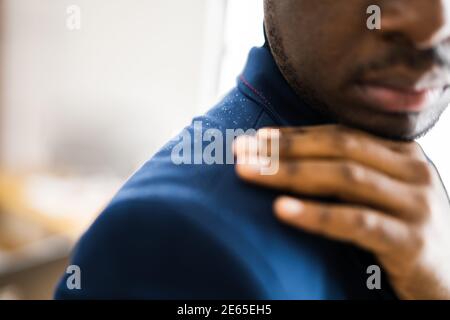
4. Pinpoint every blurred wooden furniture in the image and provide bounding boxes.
[0,171,121,299]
